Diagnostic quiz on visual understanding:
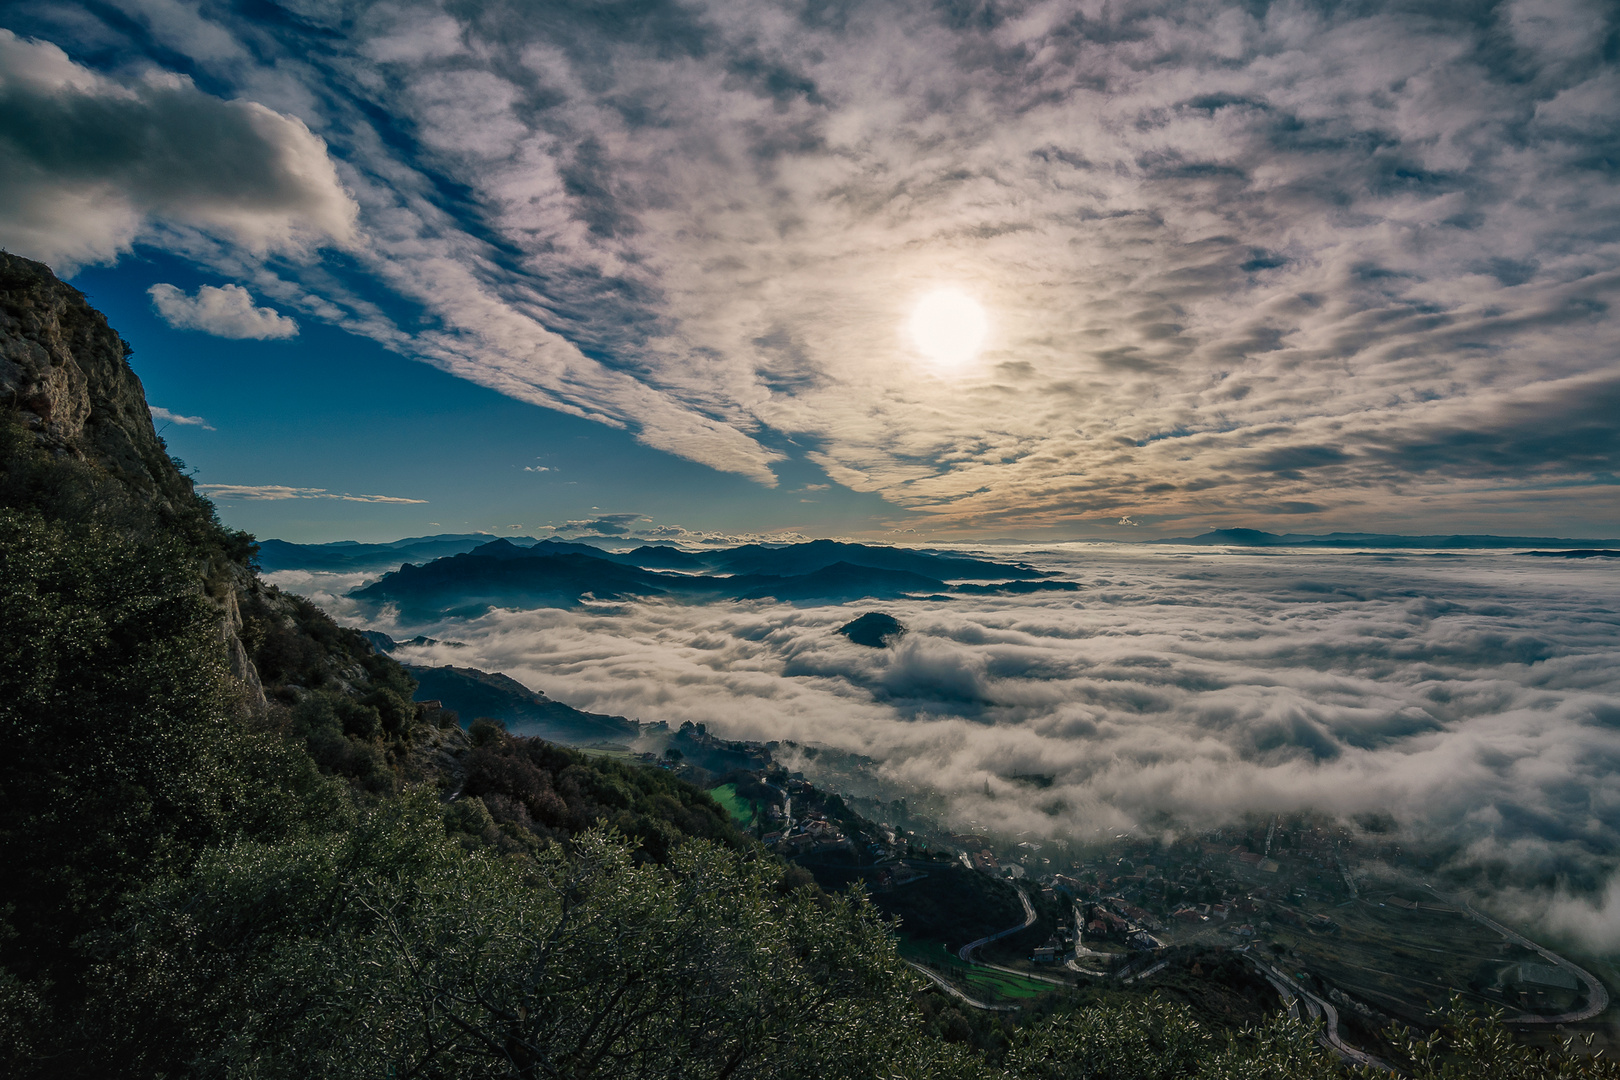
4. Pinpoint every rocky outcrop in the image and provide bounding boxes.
[219,583,270,713]
[0,253,269,712]
[0,253,193,512]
